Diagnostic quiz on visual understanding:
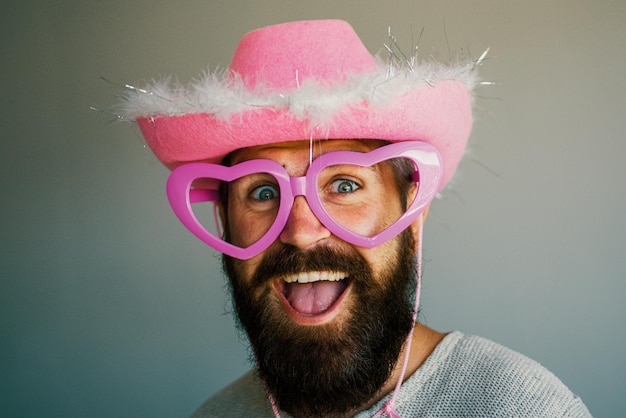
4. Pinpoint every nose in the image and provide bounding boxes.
[279,196,331,250]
